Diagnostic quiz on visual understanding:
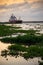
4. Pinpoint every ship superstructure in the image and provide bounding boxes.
[9,14,22,23]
